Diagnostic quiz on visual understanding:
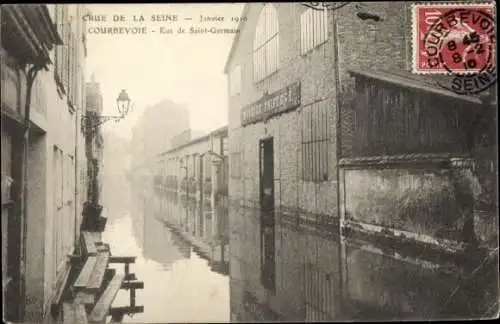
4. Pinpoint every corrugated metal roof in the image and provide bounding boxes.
[348,68,484,105]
